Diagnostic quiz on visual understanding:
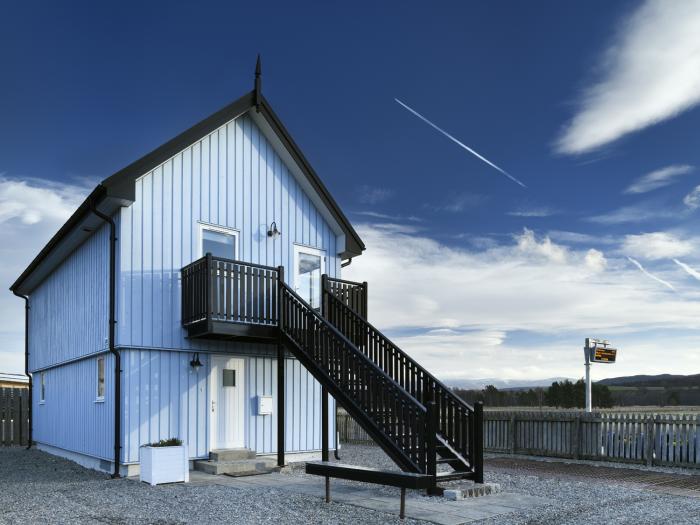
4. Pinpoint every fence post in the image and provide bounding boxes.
[573,414,581,460]
[474,402,484,483]
[509,414,516,454]
[645,415,654,467]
